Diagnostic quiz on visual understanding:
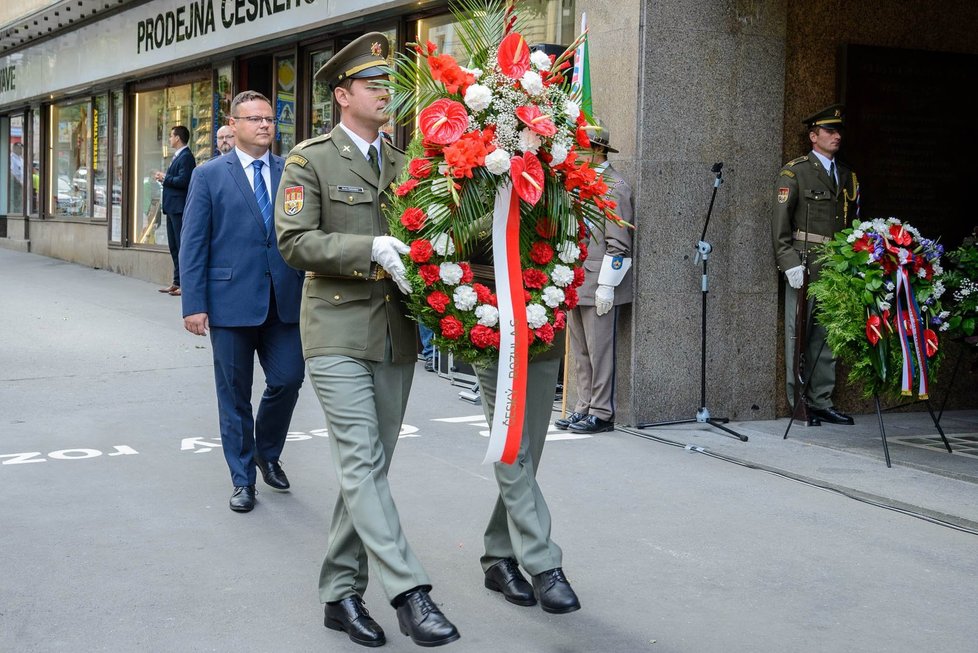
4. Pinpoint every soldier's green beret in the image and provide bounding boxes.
[802,103,845,131]
[315,32,390,89]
